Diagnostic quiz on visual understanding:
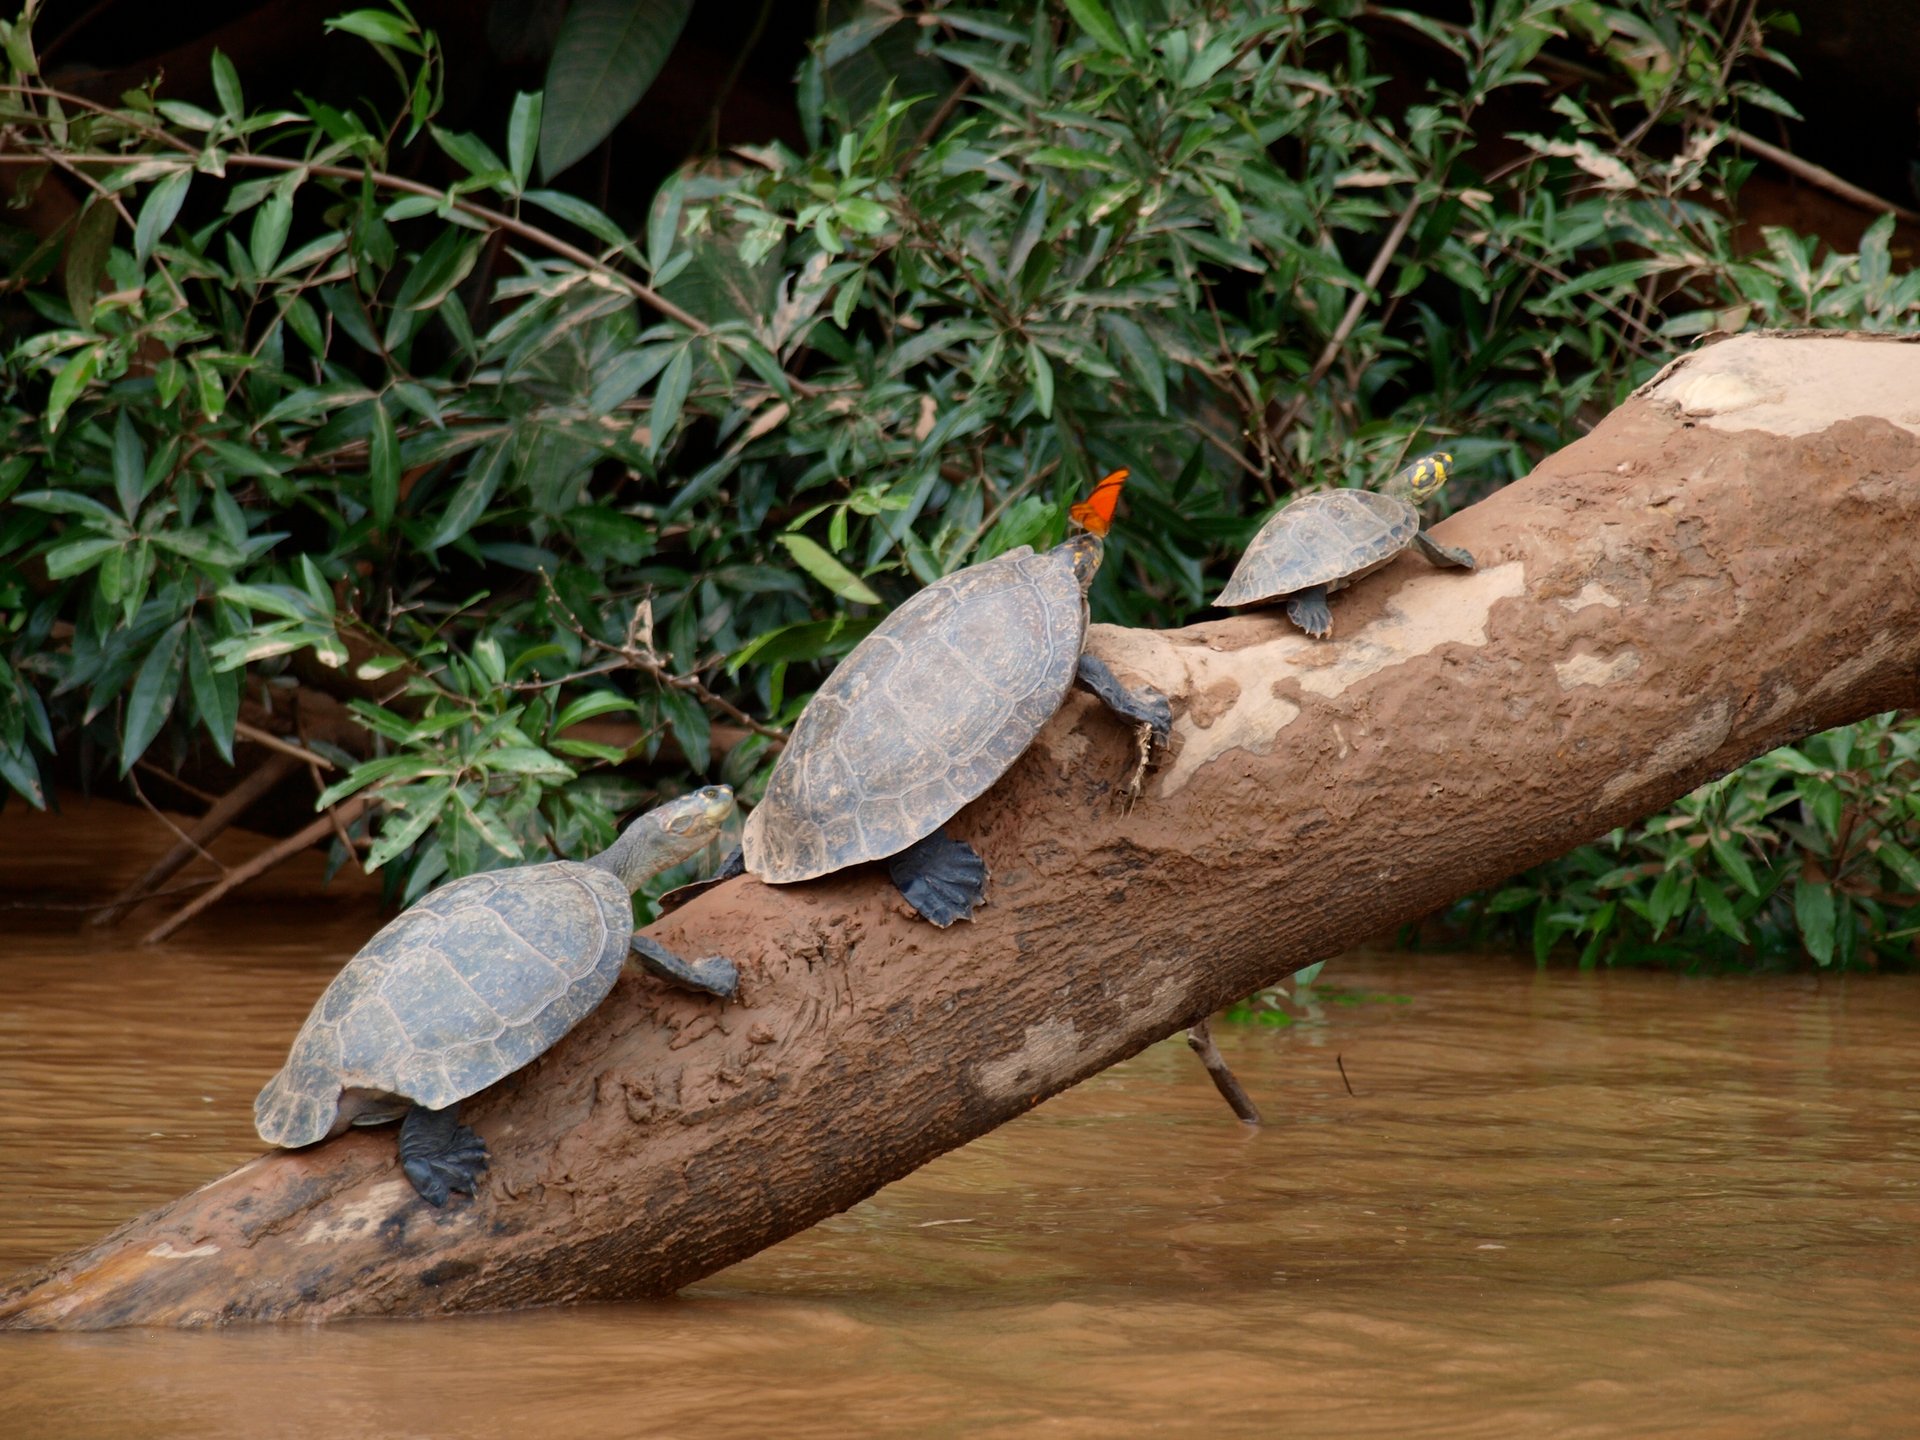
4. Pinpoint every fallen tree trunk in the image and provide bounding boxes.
[7,332,1920,1329]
